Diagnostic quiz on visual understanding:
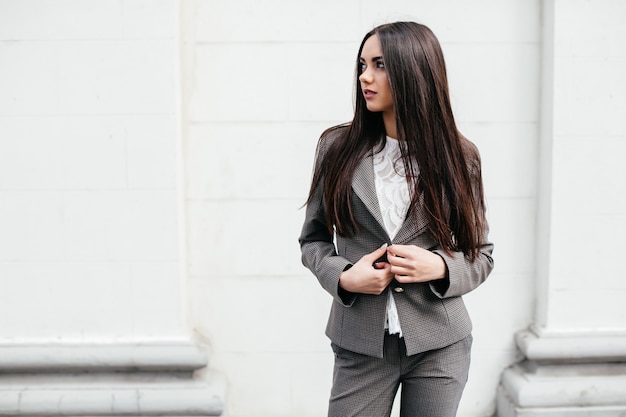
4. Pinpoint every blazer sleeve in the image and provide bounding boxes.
[430,234,494,298]
[299,136,355,306]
